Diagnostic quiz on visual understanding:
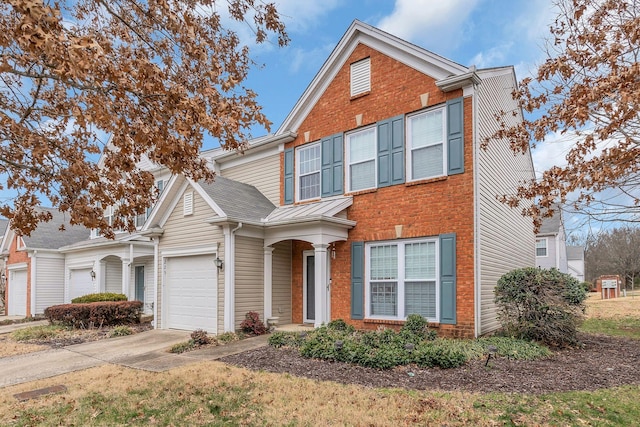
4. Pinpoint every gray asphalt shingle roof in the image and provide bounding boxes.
[20,207,91,250]
[198,176,275,222]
